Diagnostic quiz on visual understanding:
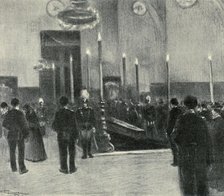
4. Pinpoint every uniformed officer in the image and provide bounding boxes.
[76,89,96,159]
[142,95,157,138]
